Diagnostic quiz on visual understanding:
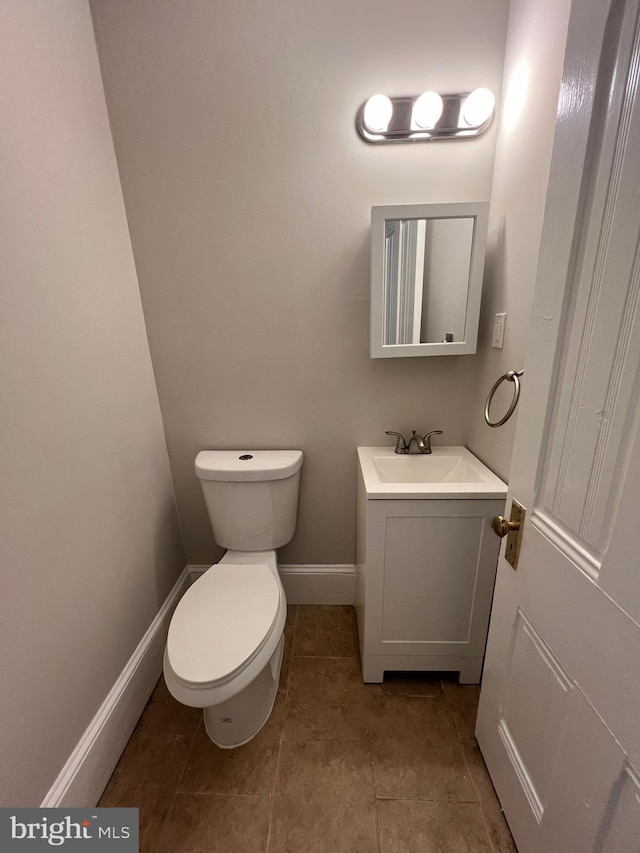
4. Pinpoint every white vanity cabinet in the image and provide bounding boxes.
[355,447,507,684]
